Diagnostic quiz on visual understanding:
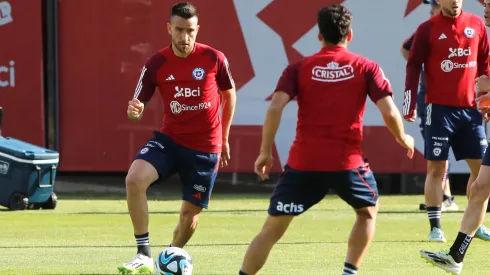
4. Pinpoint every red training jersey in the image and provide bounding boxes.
[275,46,392,171]
[403,11,490,118]
[134,43,235,153]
